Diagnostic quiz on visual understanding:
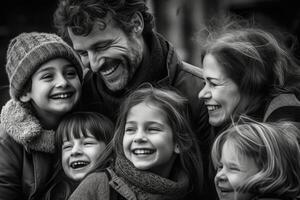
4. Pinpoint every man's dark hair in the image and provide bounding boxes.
[53,0,154,41]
